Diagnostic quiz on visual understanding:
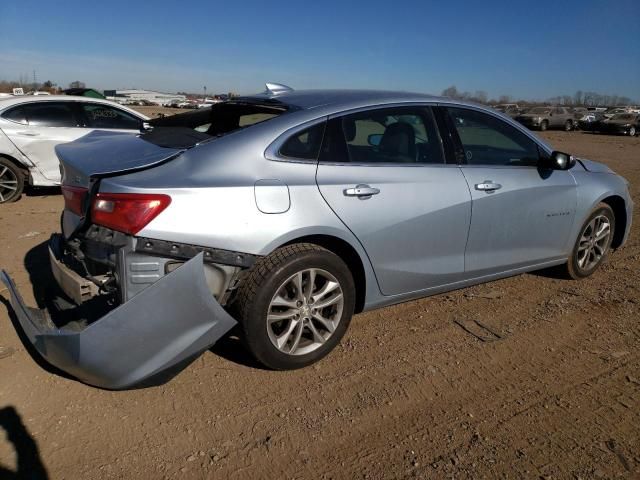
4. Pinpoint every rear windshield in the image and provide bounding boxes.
[143,100,289,148]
